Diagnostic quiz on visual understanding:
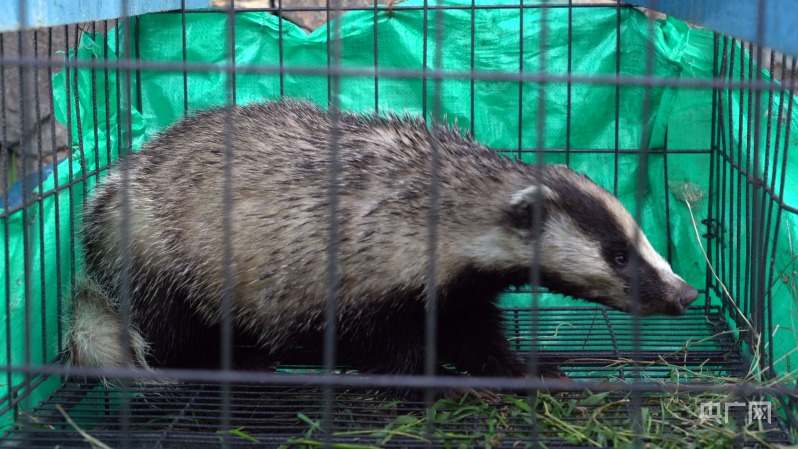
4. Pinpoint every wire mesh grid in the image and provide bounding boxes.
[1,0,798,447]
[4,308,794,447]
